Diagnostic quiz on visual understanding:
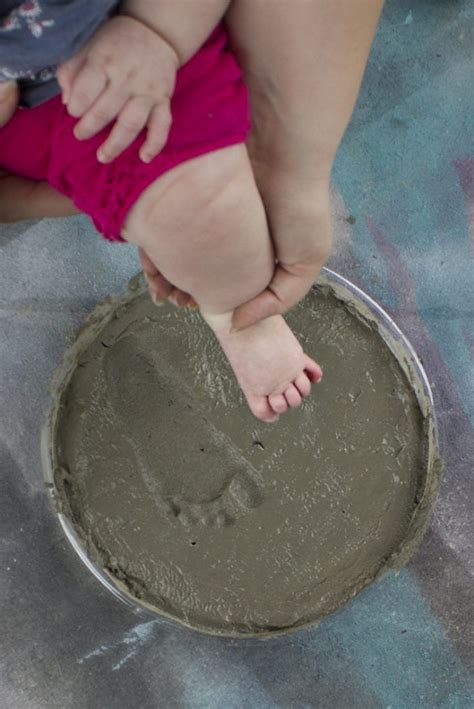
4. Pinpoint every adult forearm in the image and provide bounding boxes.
[0,174,78,222]
[226,0,383,179]
[122,0,230,65]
